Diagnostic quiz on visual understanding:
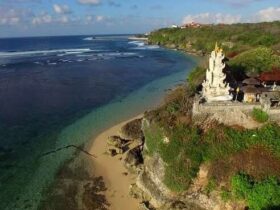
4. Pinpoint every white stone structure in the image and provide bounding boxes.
[202,43,232,102]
